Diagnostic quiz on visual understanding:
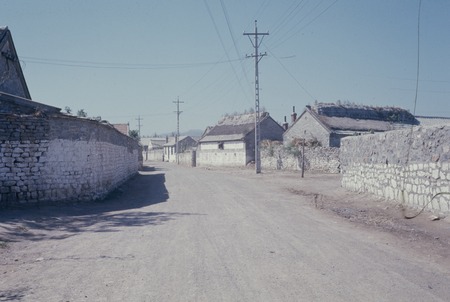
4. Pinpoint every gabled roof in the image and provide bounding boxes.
[141,137,167,149]
[314,102,417,124]
[163,136,194,147]
[199,112,270,143]
[0,26,31,99]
